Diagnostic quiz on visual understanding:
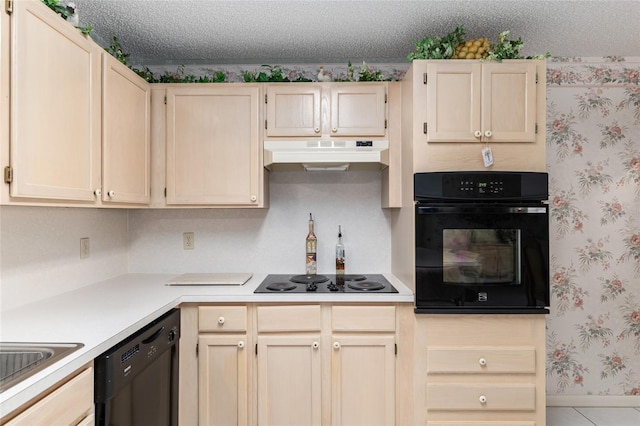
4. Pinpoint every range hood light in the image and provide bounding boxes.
[302,163,350,172]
